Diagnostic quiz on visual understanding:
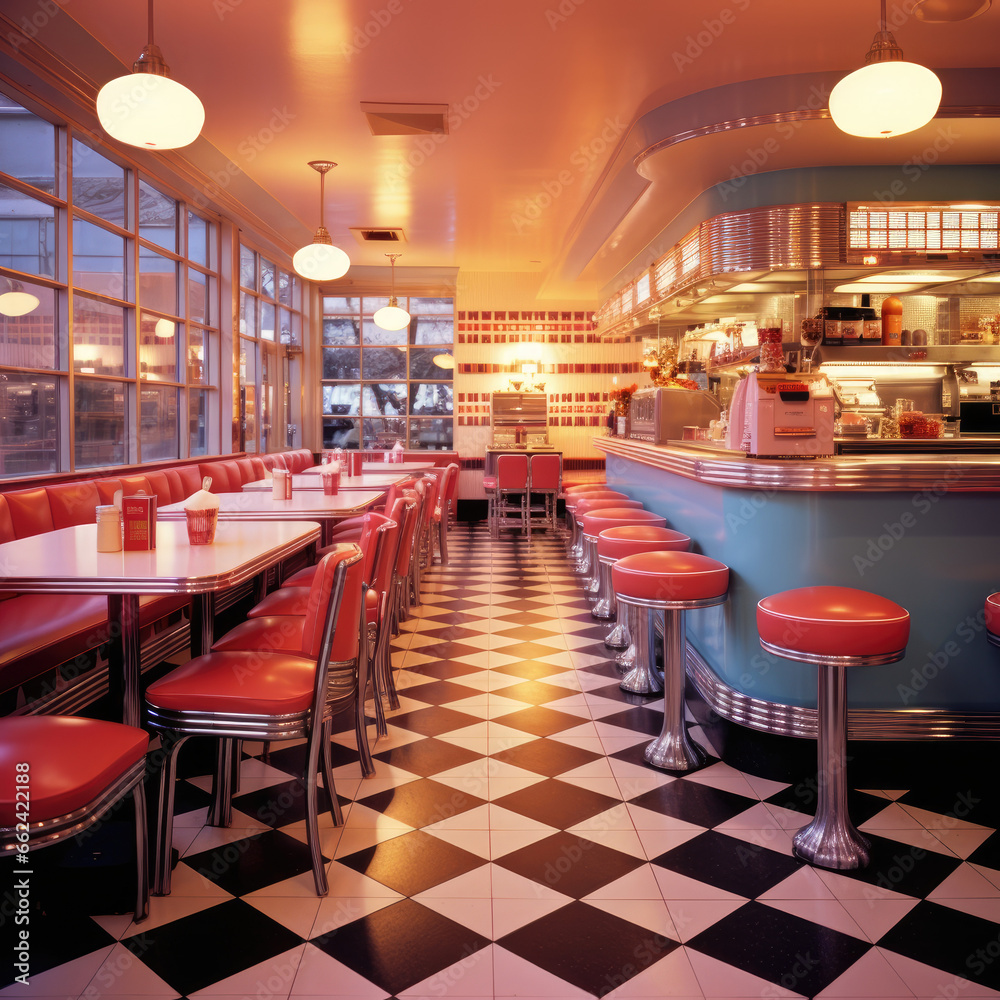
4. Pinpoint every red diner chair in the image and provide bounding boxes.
[529,453,562,533]
[490,454,530,539]
[146,546,365,897]
[432,462,460,565]
[0,717,150,922]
